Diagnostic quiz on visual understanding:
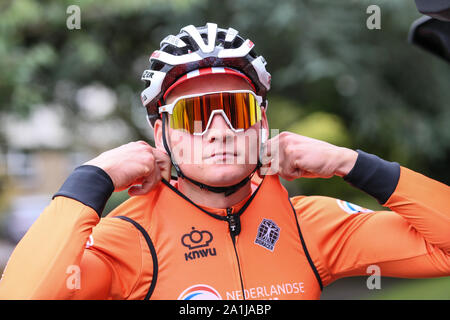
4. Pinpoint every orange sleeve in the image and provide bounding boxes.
[83,215,147,300]
[0,197,112,299]
[0,165,153,300]
[0,165,120,299]
[384,167,450,253]
[292,166,450,287]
